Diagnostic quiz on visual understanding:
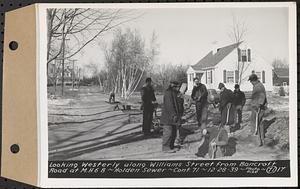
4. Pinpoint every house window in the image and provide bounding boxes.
[235,70,239,83]
[227,71,234,83]
[262,70,265,83]
[247,49,251,62]
[241,50,247,62]
[238,48,241,62]
[207,70,211,84]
